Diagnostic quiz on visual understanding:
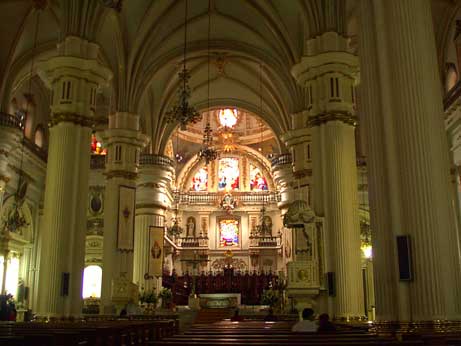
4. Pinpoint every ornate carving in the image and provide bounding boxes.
[211,257,247,271]
[308,111,357,127]
[49,113,94,127]
[104,170,138,180]
[283,200,315,228]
